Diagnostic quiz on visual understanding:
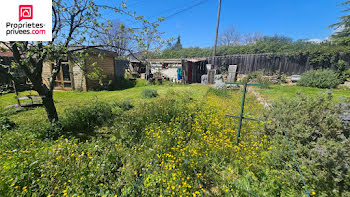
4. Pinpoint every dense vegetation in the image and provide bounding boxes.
[156,40,350,59]
[1,85,349,196]
[329,0,350,45]
[1,86,272,196]
[297,69,344,89]
[263,93,350,197]
[255,85,350,102]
